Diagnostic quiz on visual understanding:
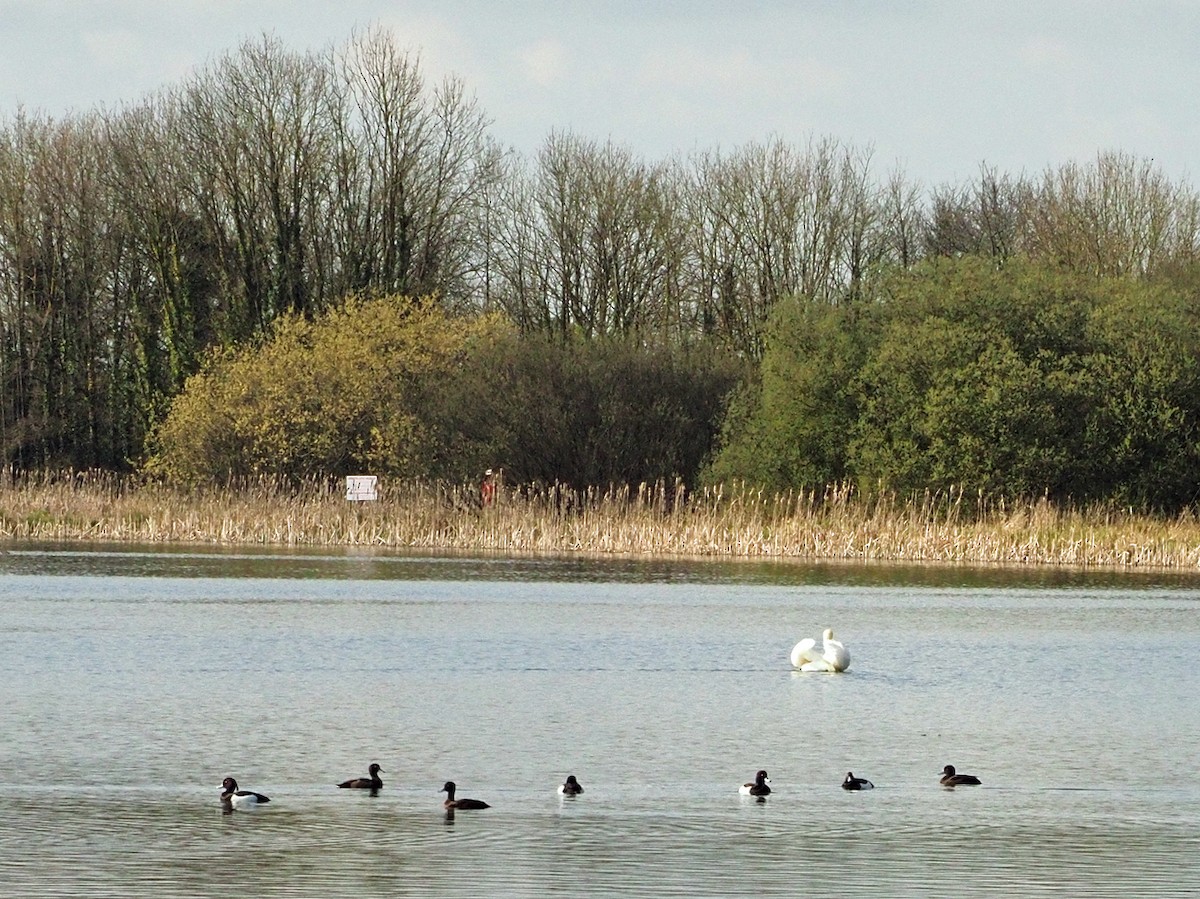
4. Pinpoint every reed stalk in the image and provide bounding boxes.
[1,471,1198,569]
